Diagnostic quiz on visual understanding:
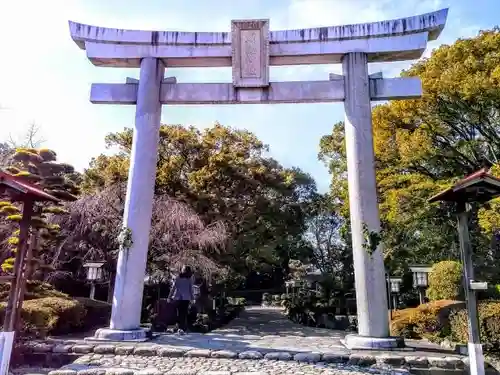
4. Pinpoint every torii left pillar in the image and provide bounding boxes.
[95,57,164,341]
